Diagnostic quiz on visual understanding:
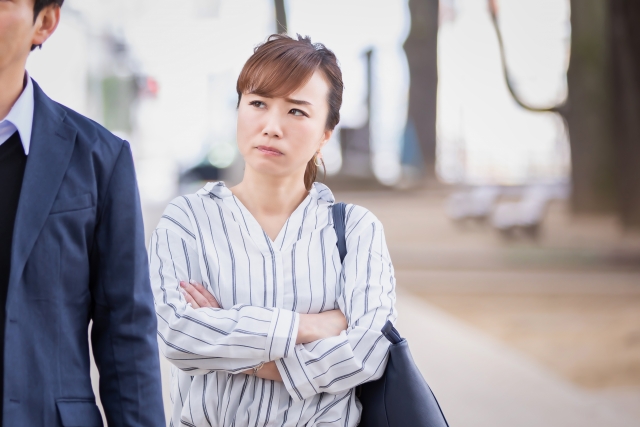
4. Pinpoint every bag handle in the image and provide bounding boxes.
[381,319,403,345]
